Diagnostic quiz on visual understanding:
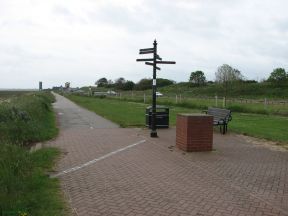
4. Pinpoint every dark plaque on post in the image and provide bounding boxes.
[136,40,176,138]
